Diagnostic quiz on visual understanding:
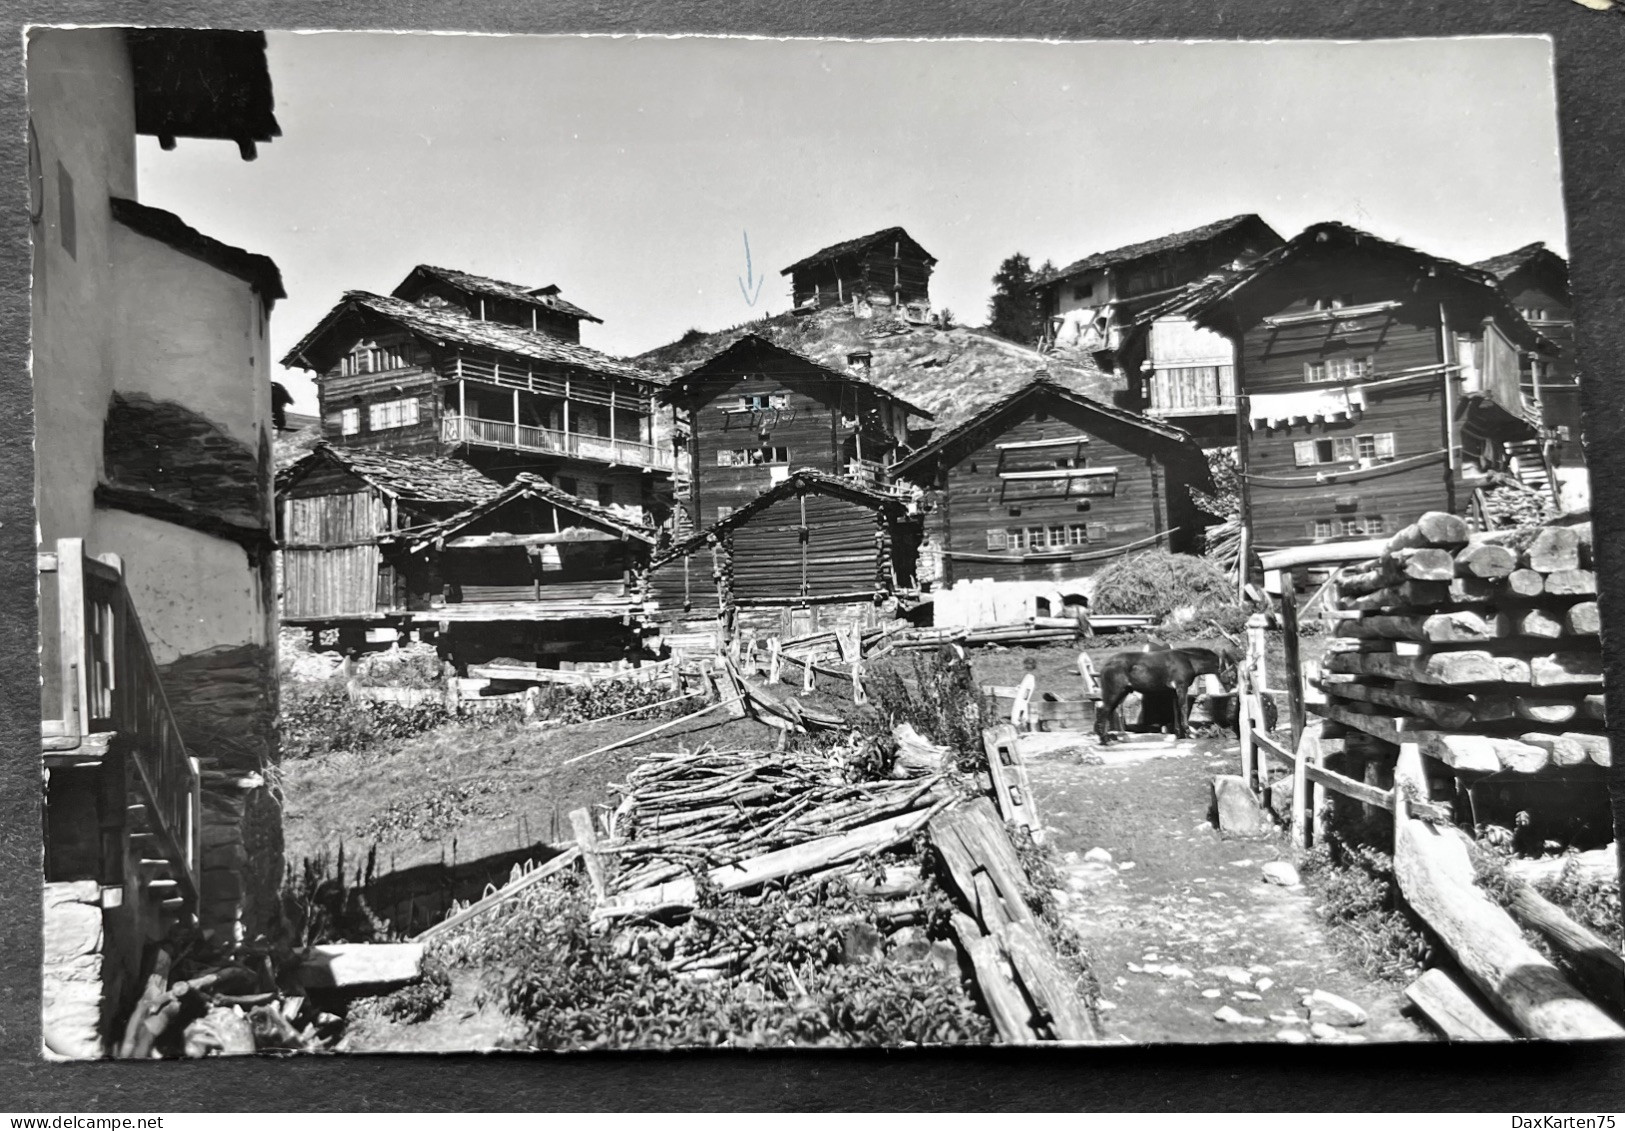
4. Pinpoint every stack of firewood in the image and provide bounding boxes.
[1316,511,1605,779]
[599,745,954,913]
